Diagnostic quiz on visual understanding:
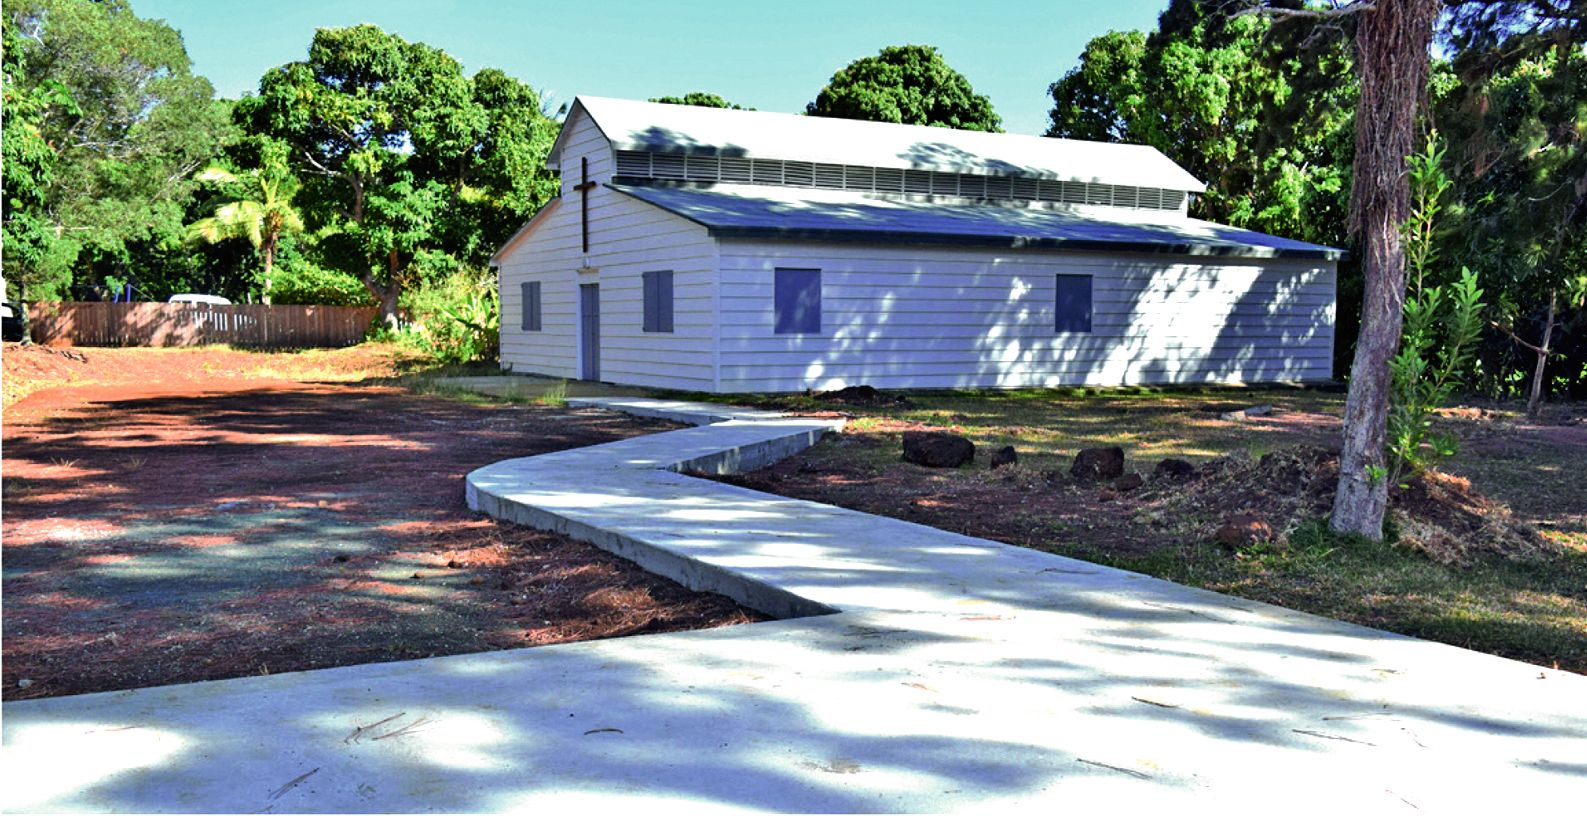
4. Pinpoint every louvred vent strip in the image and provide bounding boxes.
[610,150,1189,211]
